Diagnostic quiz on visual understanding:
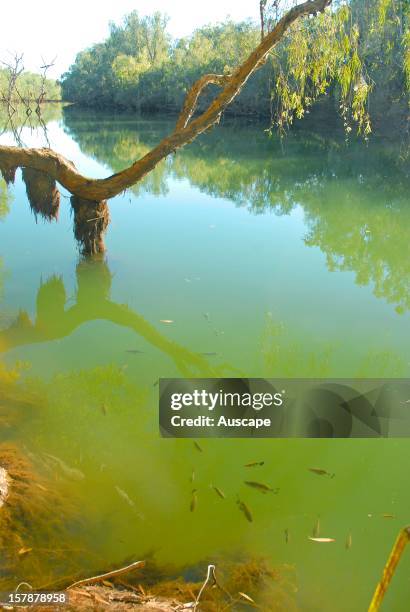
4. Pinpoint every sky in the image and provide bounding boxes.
[0,0,260,79]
